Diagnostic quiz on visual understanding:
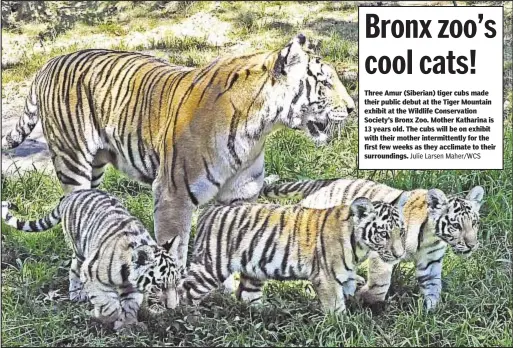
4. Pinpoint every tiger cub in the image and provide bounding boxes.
[176,195,406,314]
[1,189,182,330]
[261,178,484,310]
